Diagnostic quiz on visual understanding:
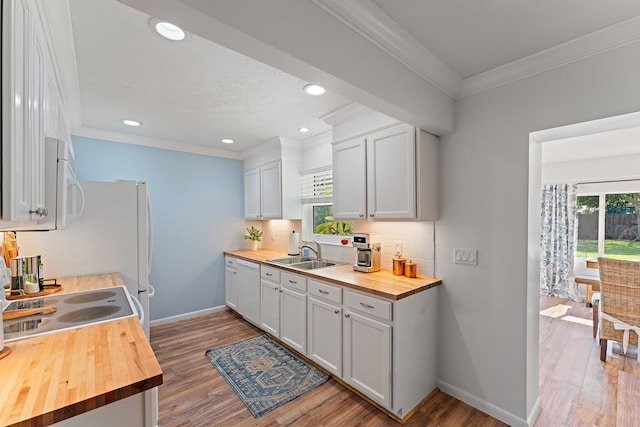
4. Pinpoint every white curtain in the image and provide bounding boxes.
[540,183,579,300]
